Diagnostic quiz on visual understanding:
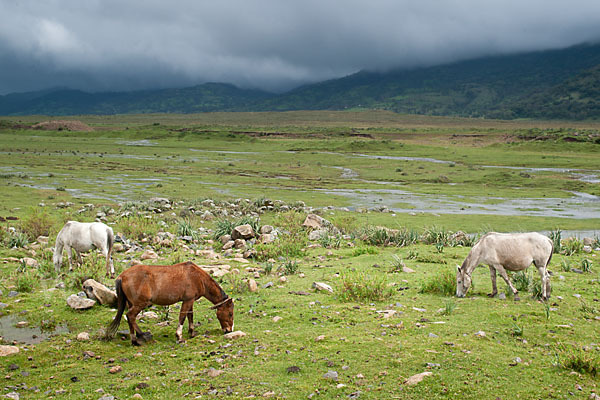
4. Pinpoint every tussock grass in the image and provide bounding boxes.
[419,268,456,296]
[337,271,394,302]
